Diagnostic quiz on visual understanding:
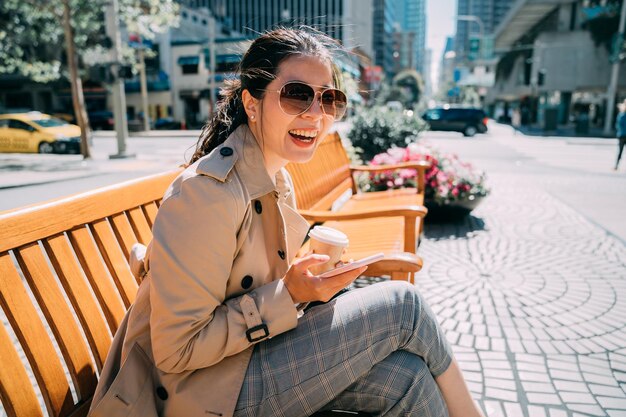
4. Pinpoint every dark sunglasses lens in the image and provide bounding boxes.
[280,83,315,115]
[321,89,348,119]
